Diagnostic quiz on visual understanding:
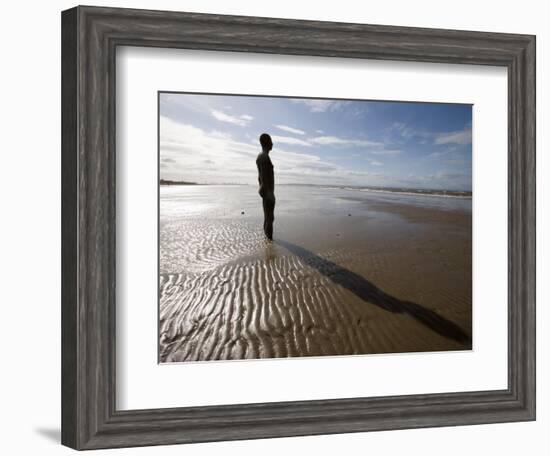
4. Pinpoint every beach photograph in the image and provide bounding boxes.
[159,92,472,363]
